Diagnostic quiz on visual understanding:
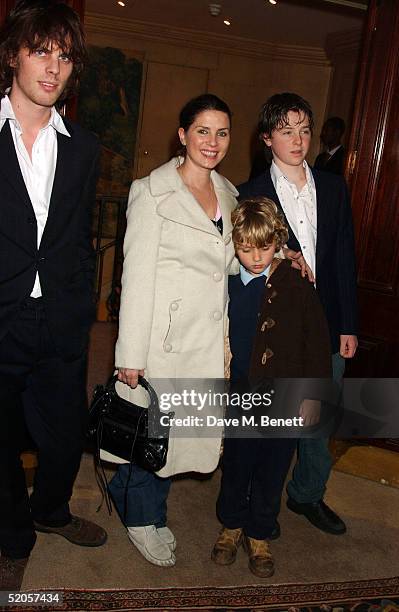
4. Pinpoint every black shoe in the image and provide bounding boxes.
[286,498,346,535]
[269,521,281,540]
